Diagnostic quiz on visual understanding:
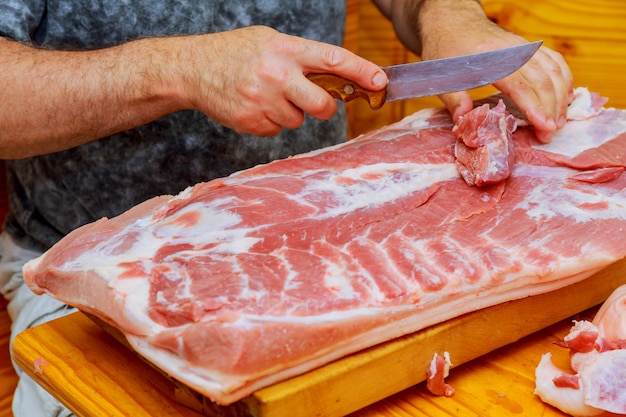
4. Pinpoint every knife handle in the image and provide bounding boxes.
[306,74,386,110]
